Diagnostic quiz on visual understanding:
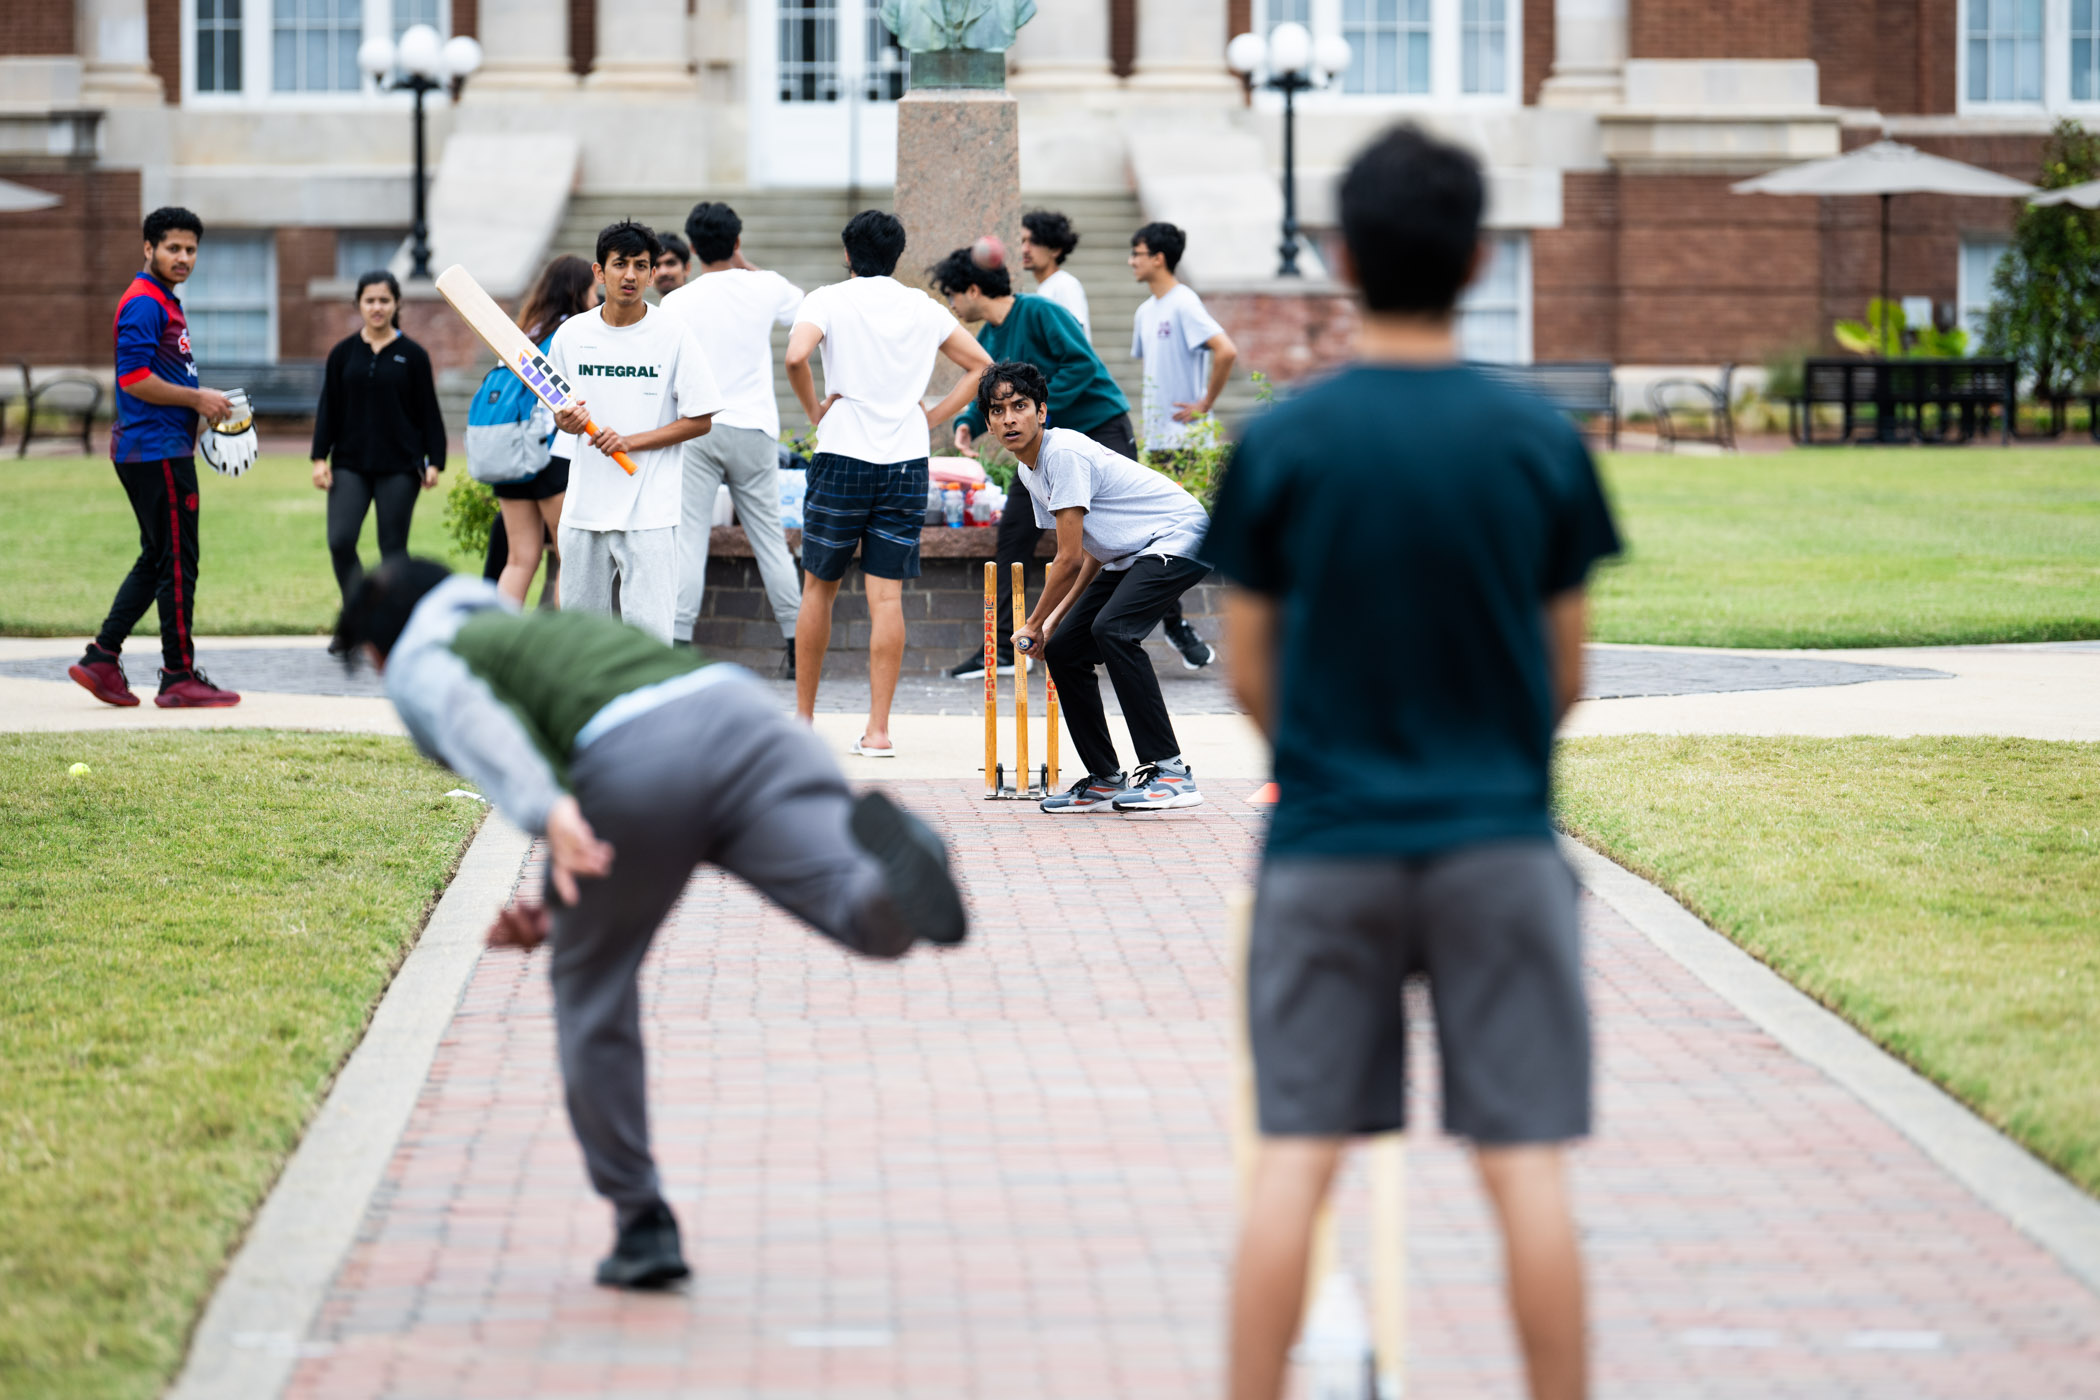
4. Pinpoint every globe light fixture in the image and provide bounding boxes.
[1228,26,1353,277]
[358,26,483,279]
